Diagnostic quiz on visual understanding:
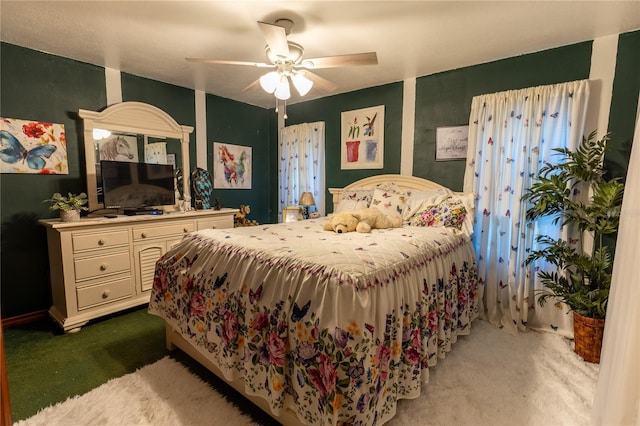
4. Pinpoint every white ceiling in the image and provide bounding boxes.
[1,1,639,109]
